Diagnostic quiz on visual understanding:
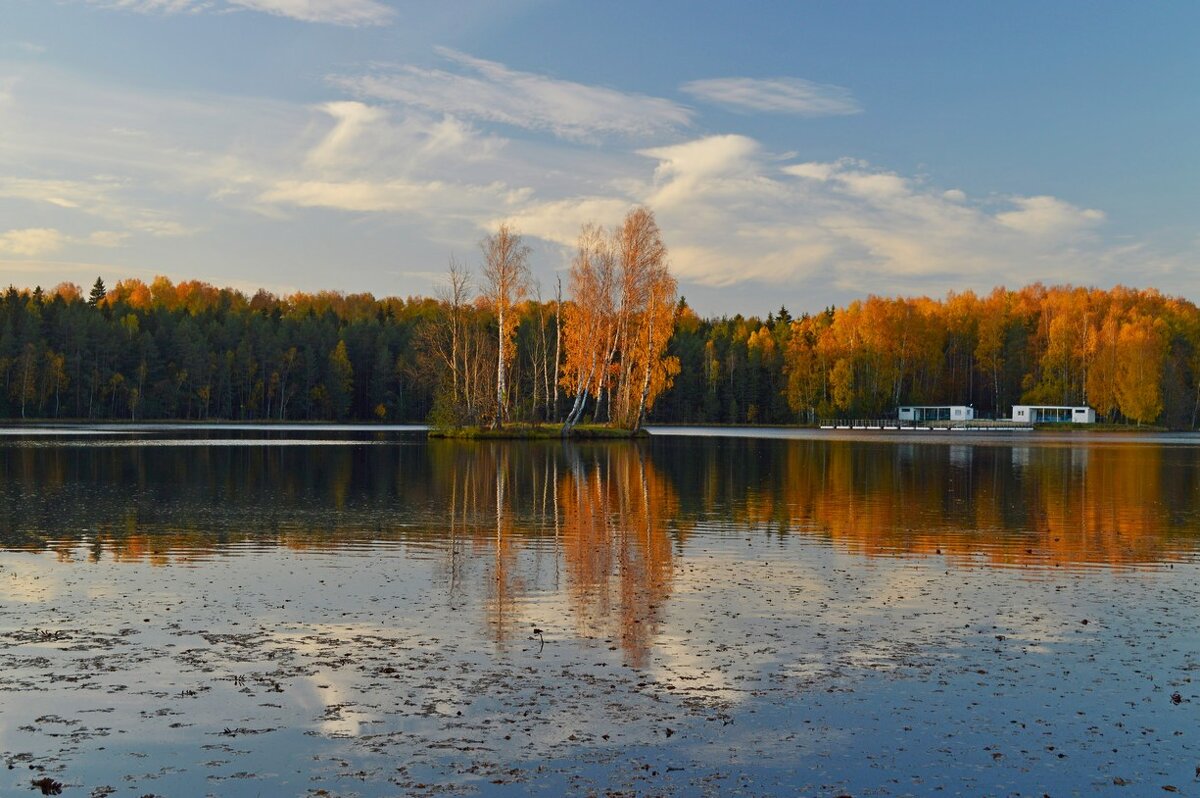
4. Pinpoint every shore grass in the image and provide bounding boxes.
[1030,421,1169,432]
[428,423,648,440]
